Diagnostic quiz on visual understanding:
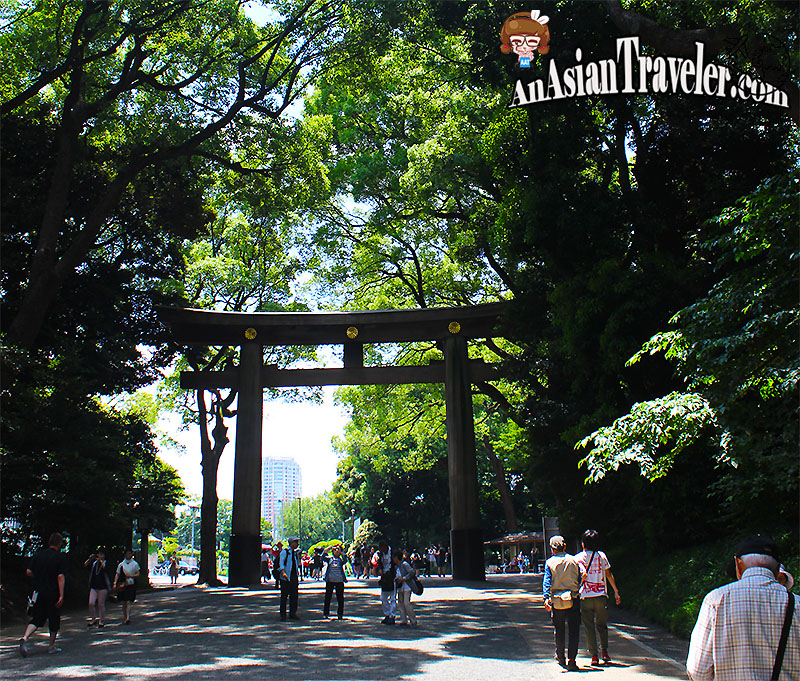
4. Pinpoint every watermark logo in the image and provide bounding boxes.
[500,9,550,69]
[502,10,789,113]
